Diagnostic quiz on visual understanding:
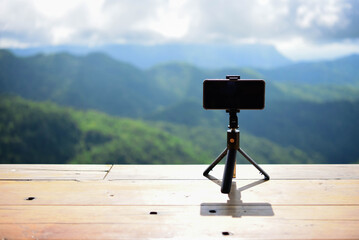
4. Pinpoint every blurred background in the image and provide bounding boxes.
[1,0,358,164]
